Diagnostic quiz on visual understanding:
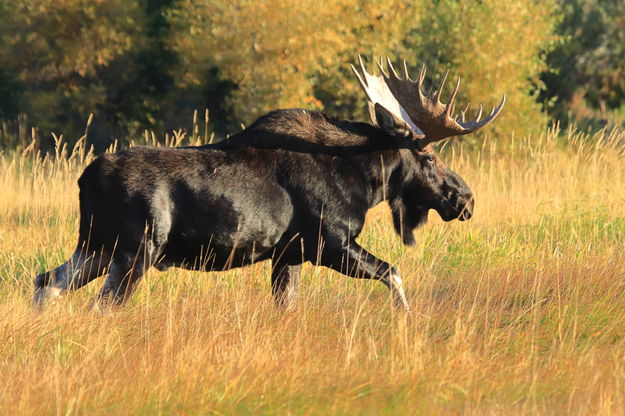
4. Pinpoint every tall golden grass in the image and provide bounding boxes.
[2,125,625,414]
